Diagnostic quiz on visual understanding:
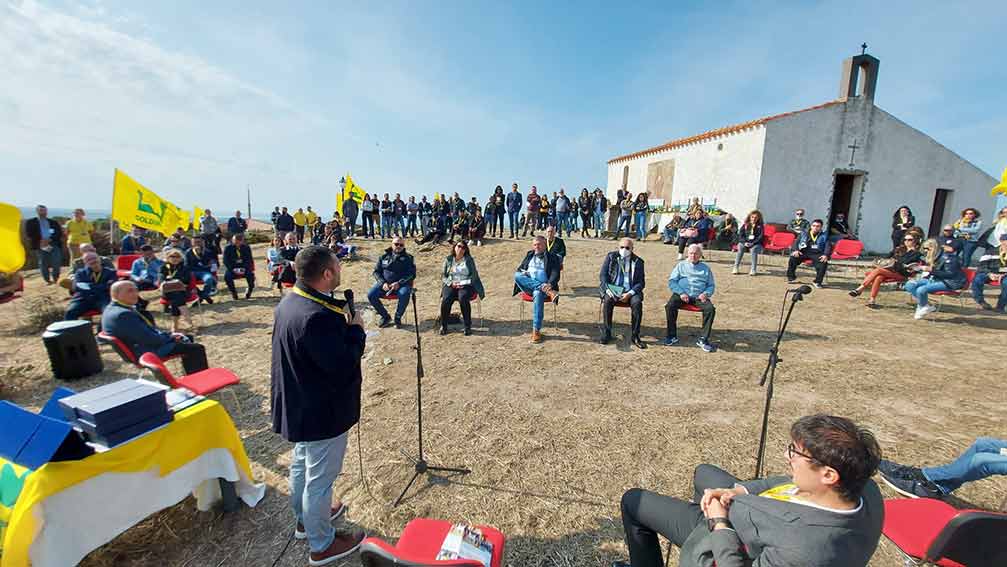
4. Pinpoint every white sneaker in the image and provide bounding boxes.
[731,267,740,275]
[677,254,684,260]
[914,305,937,319]
[749,269,757,276]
